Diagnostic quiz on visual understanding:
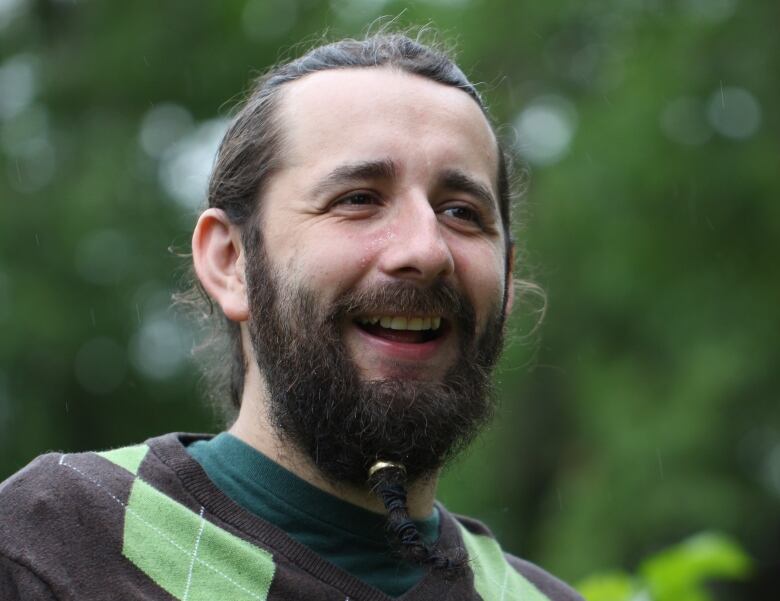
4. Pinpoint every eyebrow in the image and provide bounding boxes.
[438,169,498,213]
[311,159,397,197]
[310,160,497,213]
